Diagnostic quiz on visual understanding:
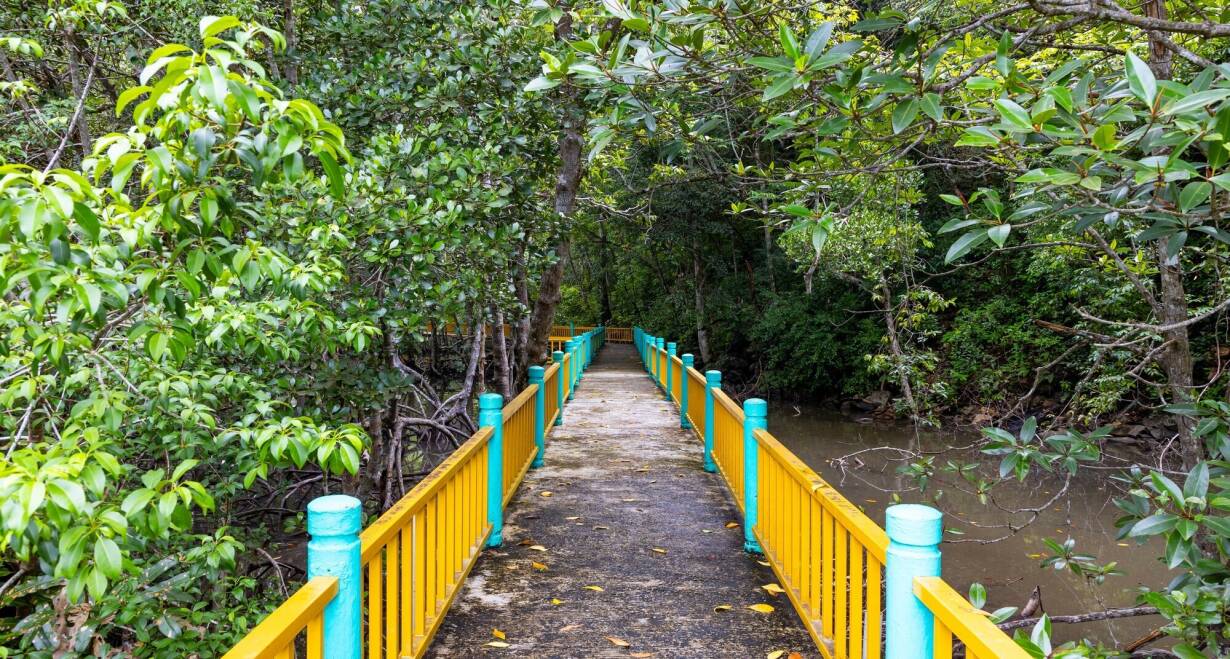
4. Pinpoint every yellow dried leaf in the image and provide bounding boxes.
[486,641,510,648]
[550,598,565,605]
[493,629,506,640]
[713,604,732,612]
[621,498,637,502]
[531,561,549,571]
[540,491,553,497]
[583,585,604,592]
[565,516,581,520]
[651,547,667,554]
[725,522,739,528]
[630,653,654,658]
[559,624,580,633]
[701,529,713,534]
[768,652,785,659]
[529,545,547,552]
[762,583,786,595]
[788,653,802,659]
[757,560,770,567]
[605,637,630,647]
[747,603,775,614]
